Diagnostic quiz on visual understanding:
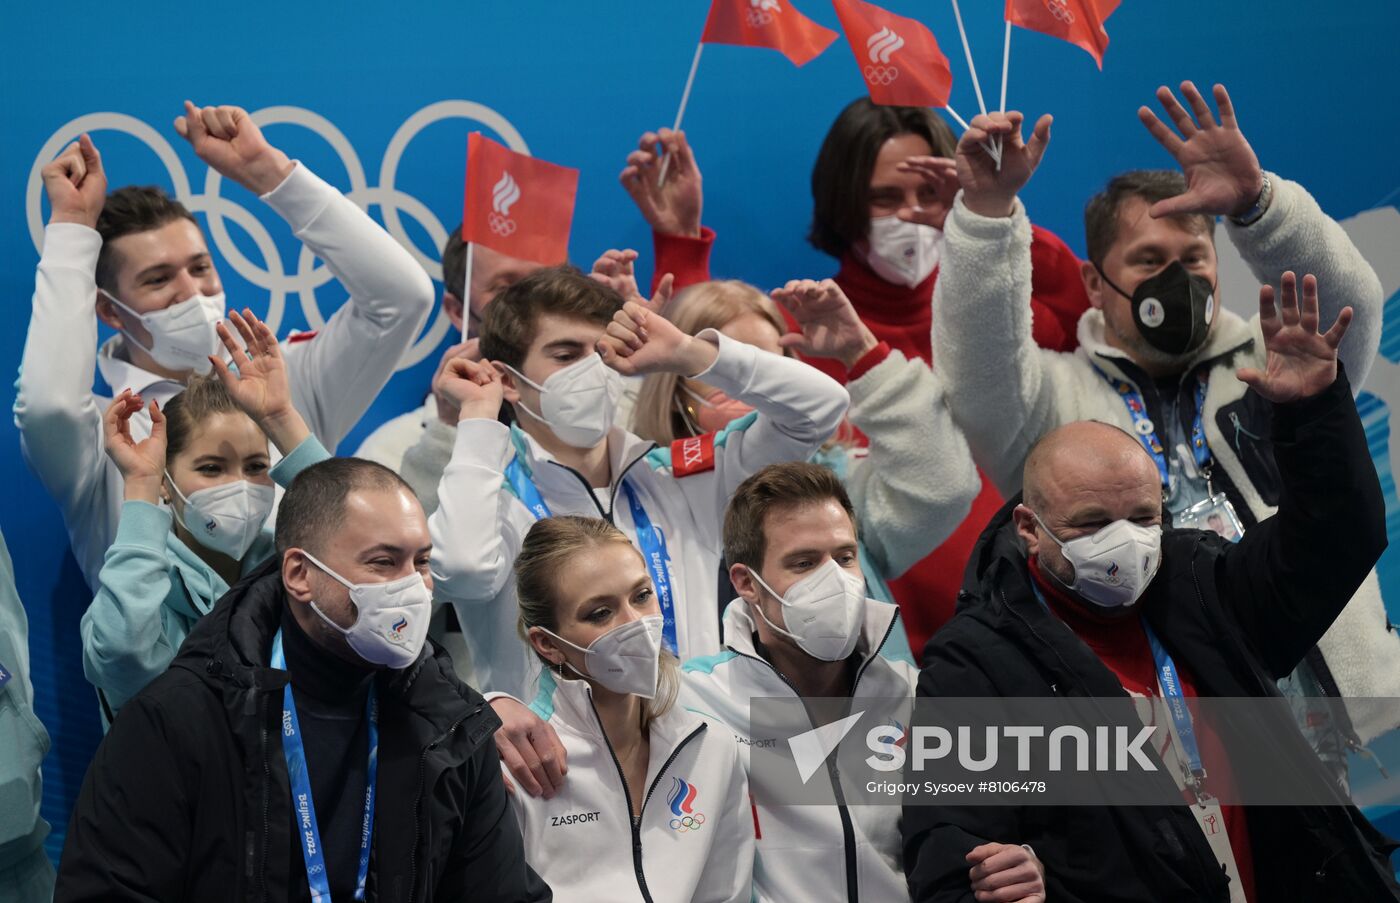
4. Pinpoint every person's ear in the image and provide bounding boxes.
[282,549,315,605]
[1012,504,1041,556]
[1080,260,1107,311]
[95,289,127,331]
[495,362,522,404]
[442,291,464,332]
[526,626,565,667]
[730,563,759,604]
